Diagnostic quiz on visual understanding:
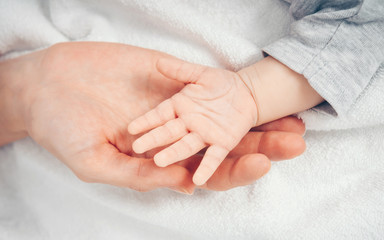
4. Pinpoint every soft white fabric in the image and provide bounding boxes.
[1,0,383,239]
